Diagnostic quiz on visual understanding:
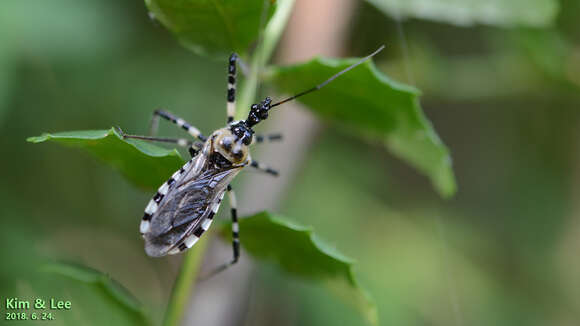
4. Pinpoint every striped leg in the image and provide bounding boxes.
[117,127,193,147]
[227,185,240,264]
[253,133,283,144]
[227,53,238,123]
[149,109,207,142]
[116,127,202,158]
[250,160,279,176]
[200,185,240,280]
